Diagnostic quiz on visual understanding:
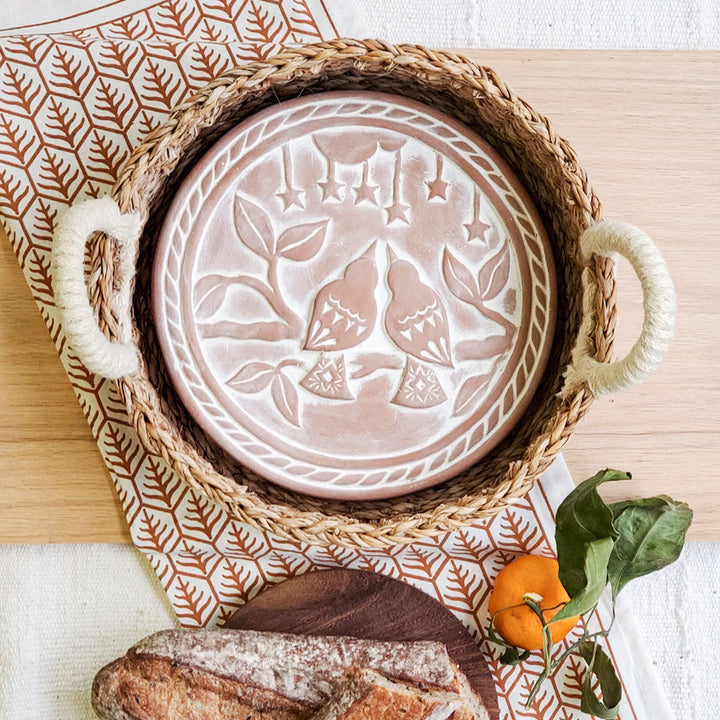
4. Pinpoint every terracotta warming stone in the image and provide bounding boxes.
[152,91,556,500]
